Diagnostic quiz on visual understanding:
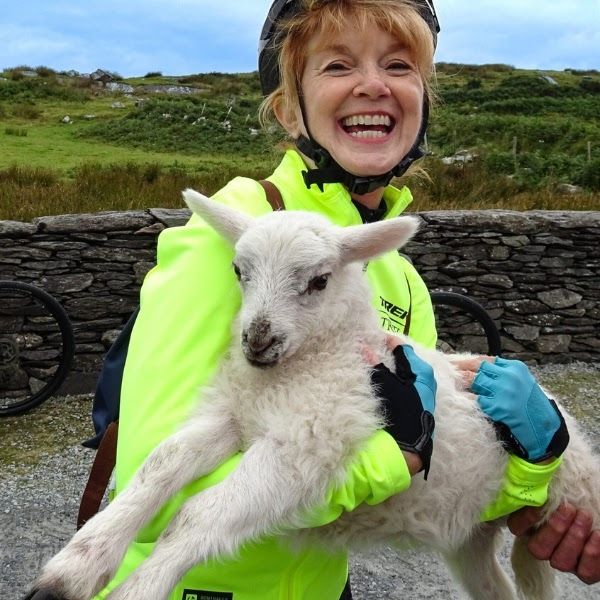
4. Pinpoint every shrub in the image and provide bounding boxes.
[0,165,57,187]
[144,71,162,78]
[12,103,42,119]
[7,69,25,81]
[484,151,514,175]
[5,127,28,137]
[579,78,600,93]
[575,158,600,190]
[466,78,482,90]
[13,102,41,119]
[35,66,57,78]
